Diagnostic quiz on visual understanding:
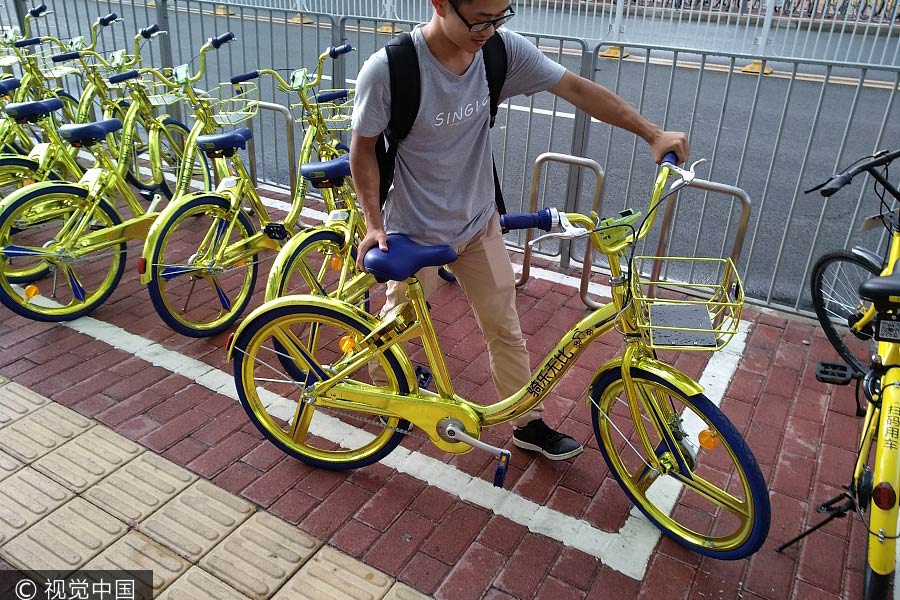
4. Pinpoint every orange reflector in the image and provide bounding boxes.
[24,284,39,299]
[225,332,234,352]
[235,260,247,268]
[338,335,356,353]
[698,429,719,450]
[873,482,897,510]
[137,257,146,275]
[330,256,343,270]
[23,178,34,186]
